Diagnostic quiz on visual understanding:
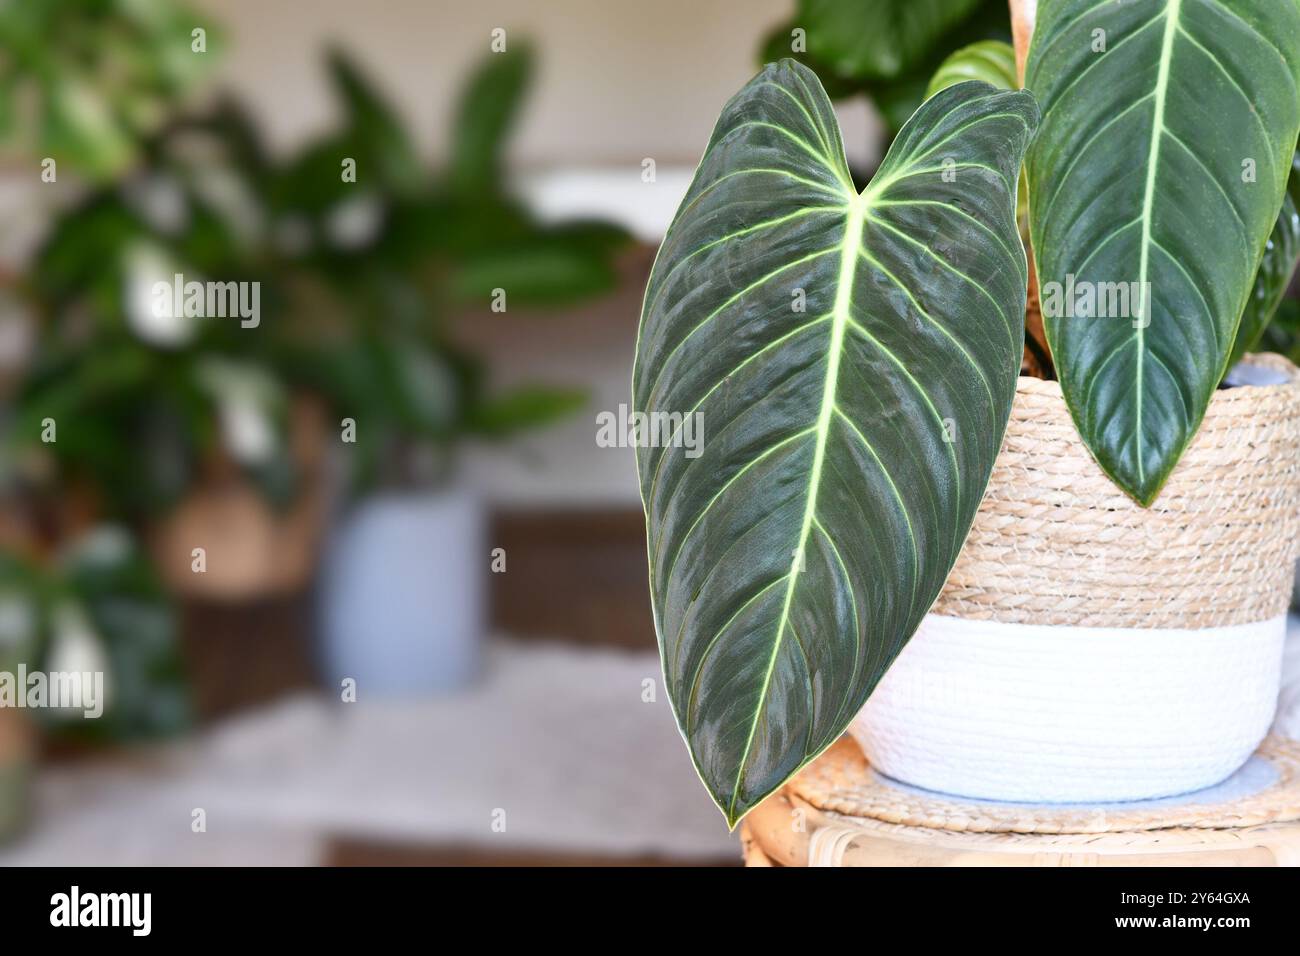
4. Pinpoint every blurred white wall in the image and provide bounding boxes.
[196,0,877,169]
